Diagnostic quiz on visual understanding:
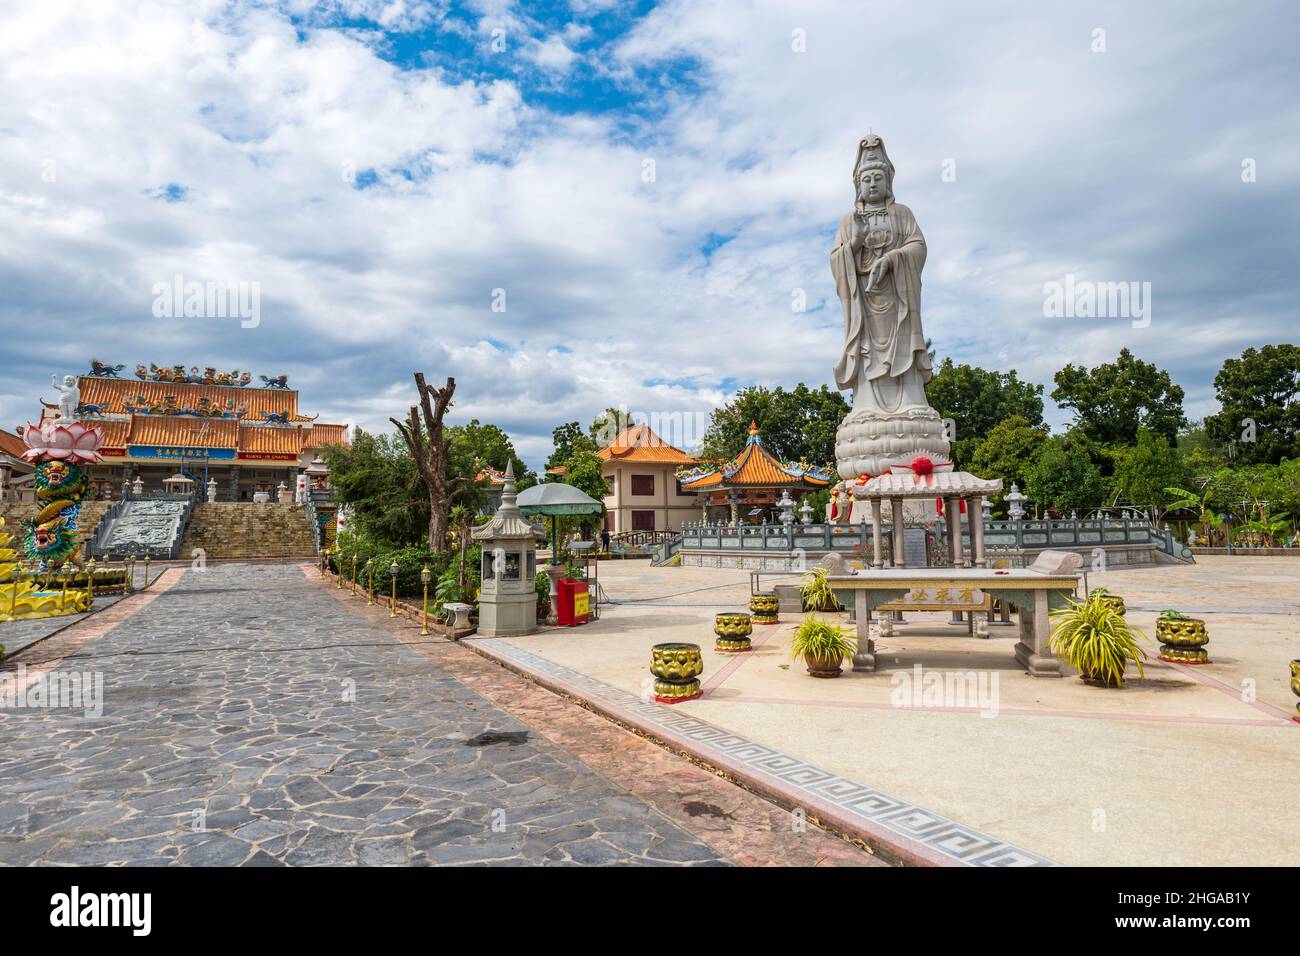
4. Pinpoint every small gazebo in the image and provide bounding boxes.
[163,472,195,496]
[676,422,834,523]
[516,478,603,625]
[856,456,1002,568]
